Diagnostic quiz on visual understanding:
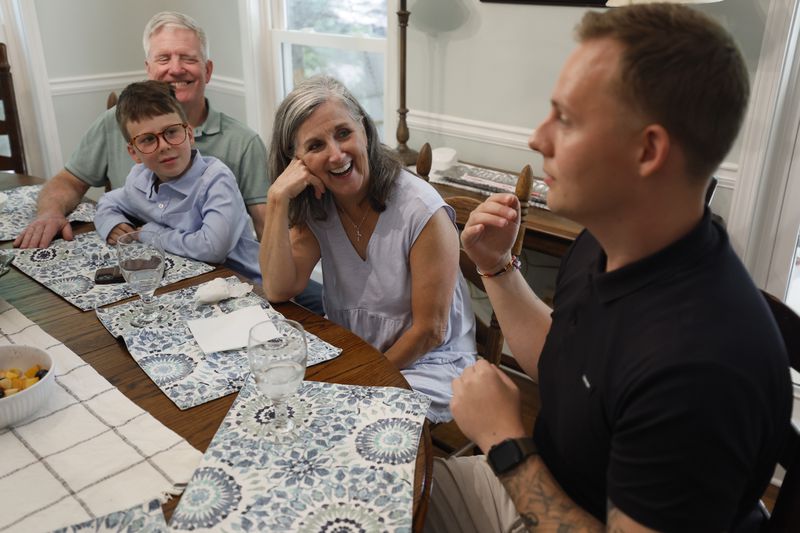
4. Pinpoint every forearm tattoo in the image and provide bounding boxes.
[500,457,603,532]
